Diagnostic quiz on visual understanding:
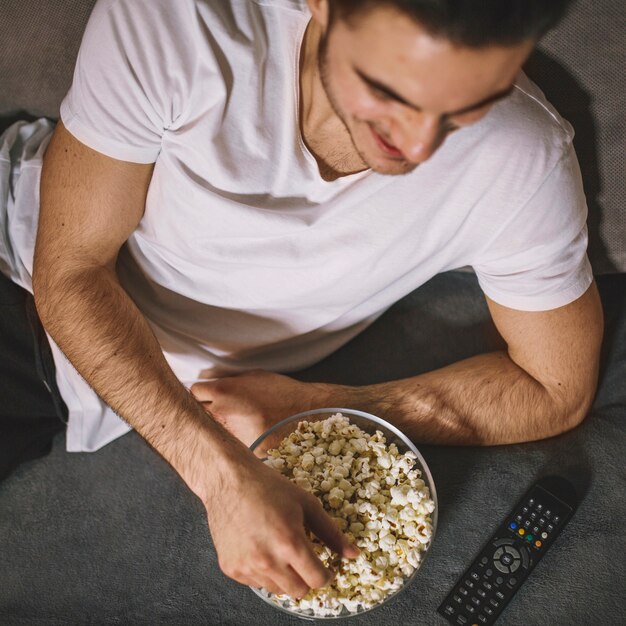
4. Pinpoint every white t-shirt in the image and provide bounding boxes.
[0,0,592,452]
